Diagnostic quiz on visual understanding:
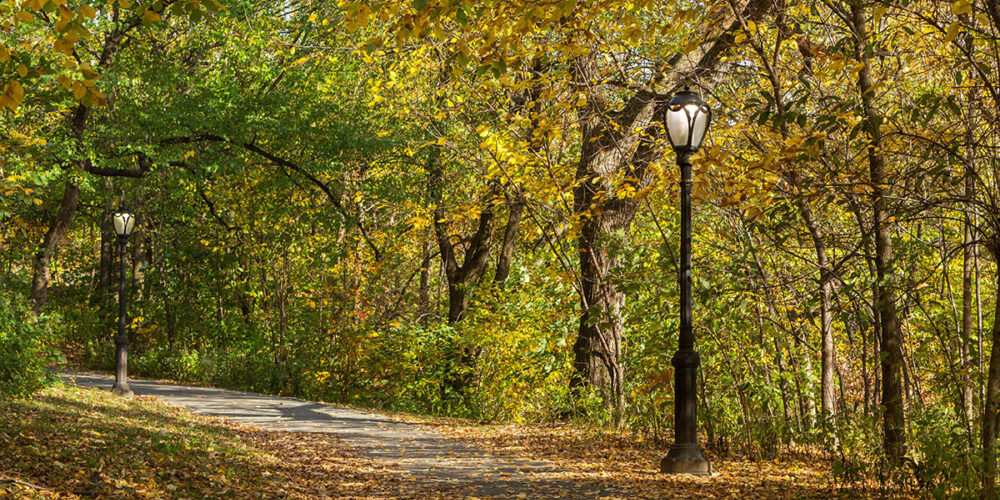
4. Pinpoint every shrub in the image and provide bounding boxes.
[0,294,57,398]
